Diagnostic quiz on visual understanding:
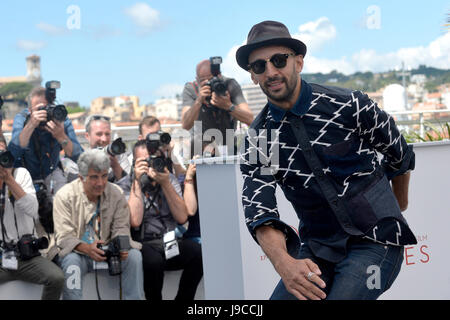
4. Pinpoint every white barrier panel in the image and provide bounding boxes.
[195,141,450,300]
